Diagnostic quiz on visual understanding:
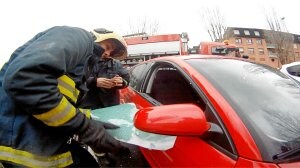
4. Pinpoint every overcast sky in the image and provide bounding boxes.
[1,0,299,68]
